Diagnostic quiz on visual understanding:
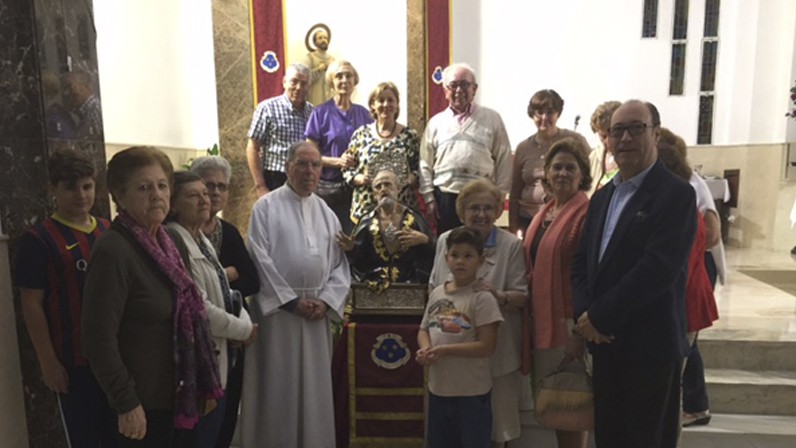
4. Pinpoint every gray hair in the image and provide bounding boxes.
[190,155,232,181]
[372,168,405,190]
[286,63,310,79]
[286,141,319,164]
[442,62,477,85]
[325,60,359,89]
